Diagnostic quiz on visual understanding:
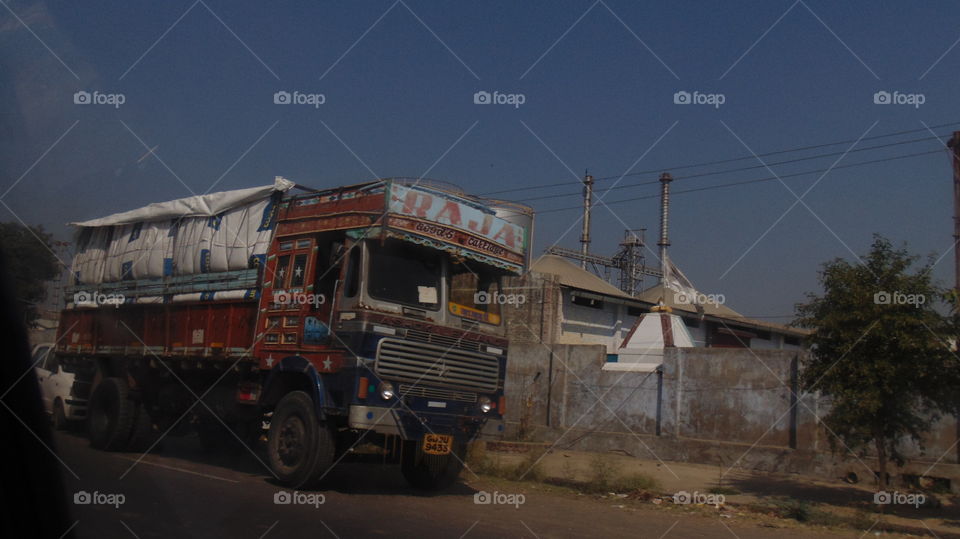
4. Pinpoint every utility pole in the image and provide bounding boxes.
[580,173,594,269]
[657,172,673,268]
[950,132,960,297]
